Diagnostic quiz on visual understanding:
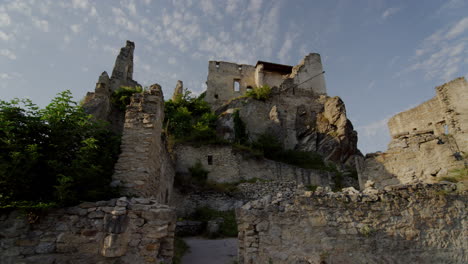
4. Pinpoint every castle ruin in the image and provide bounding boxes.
[1,41,466,264]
